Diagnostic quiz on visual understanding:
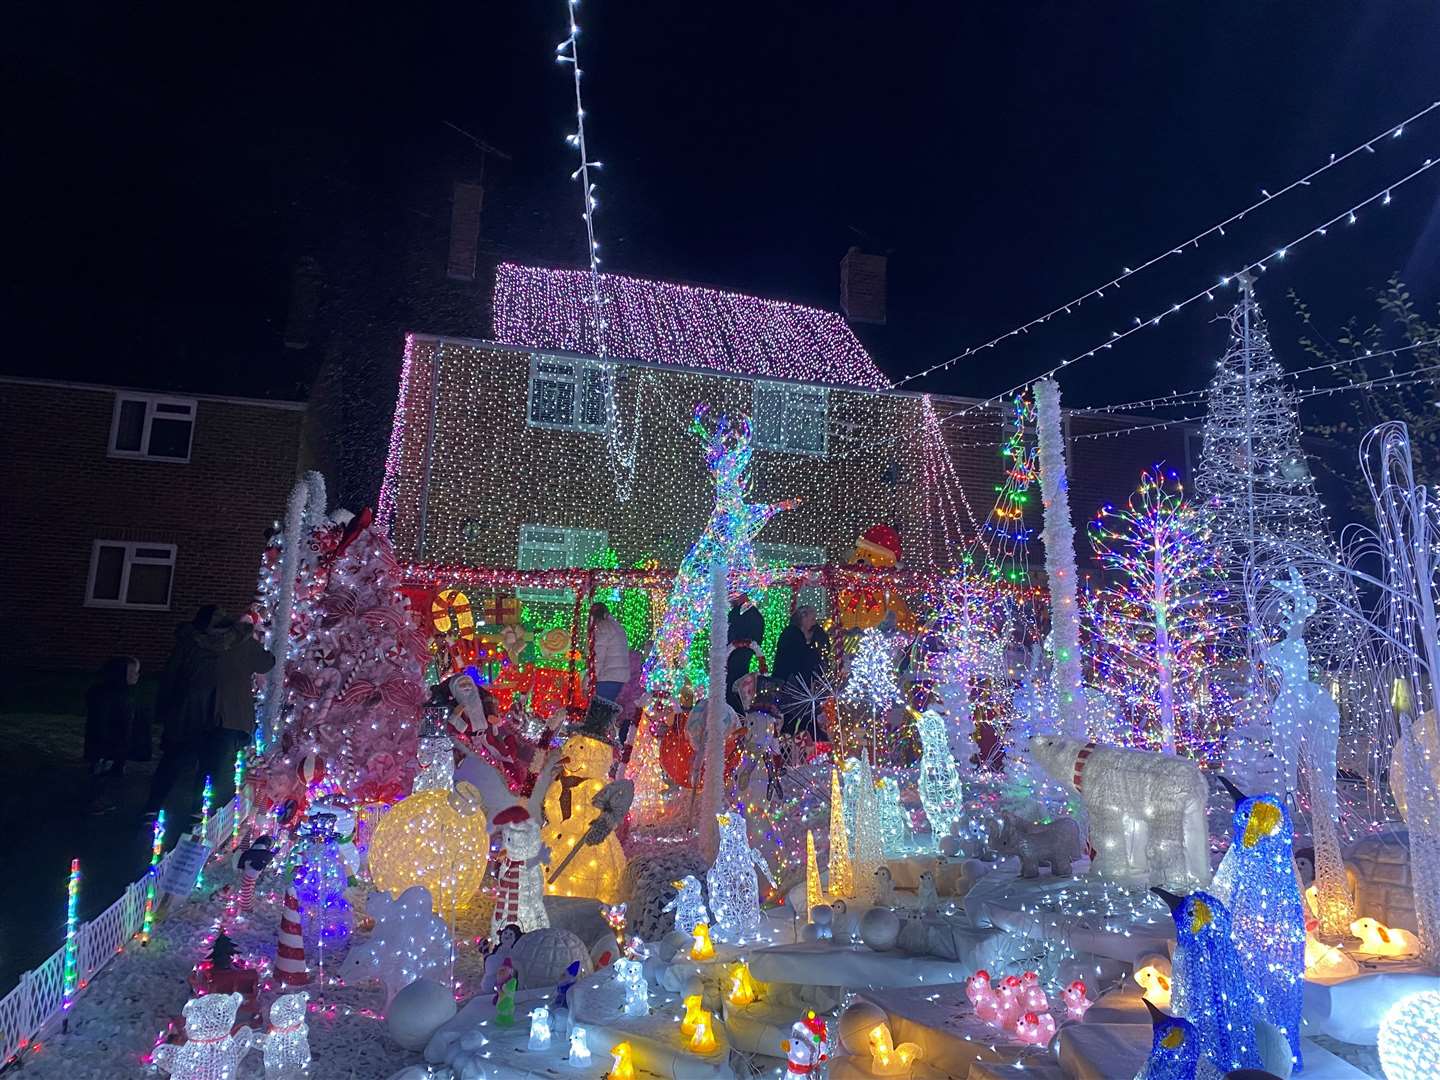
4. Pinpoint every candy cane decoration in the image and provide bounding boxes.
[276,882,310,986]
